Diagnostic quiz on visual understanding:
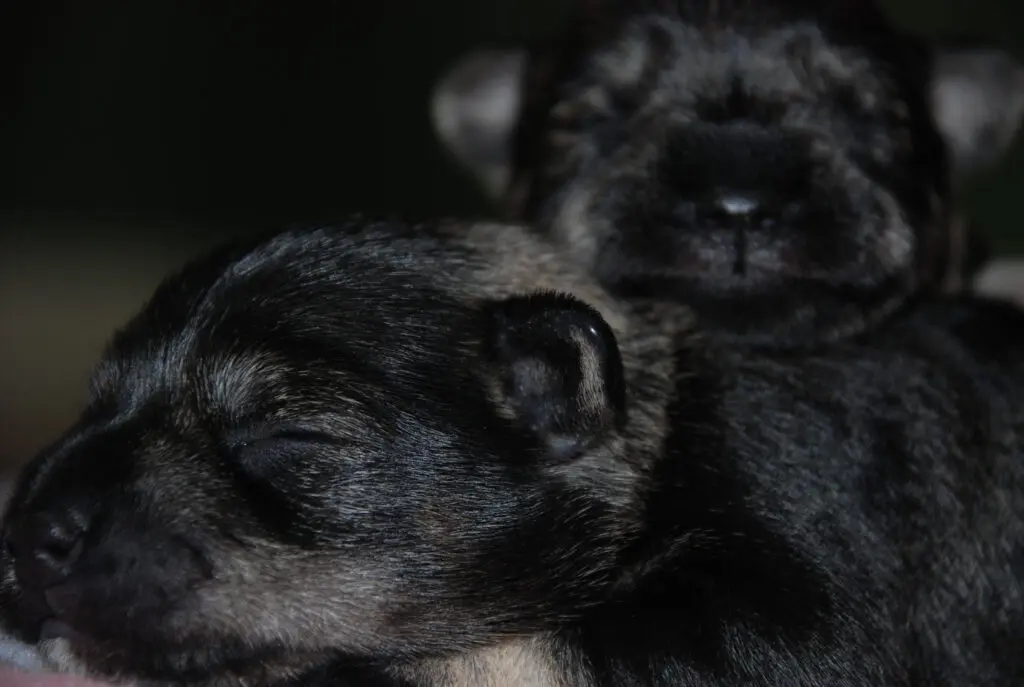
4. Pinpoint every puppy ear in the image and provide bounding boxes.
[430,49,526,198]
[482,292,626,460]
[930,44,1024,183]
